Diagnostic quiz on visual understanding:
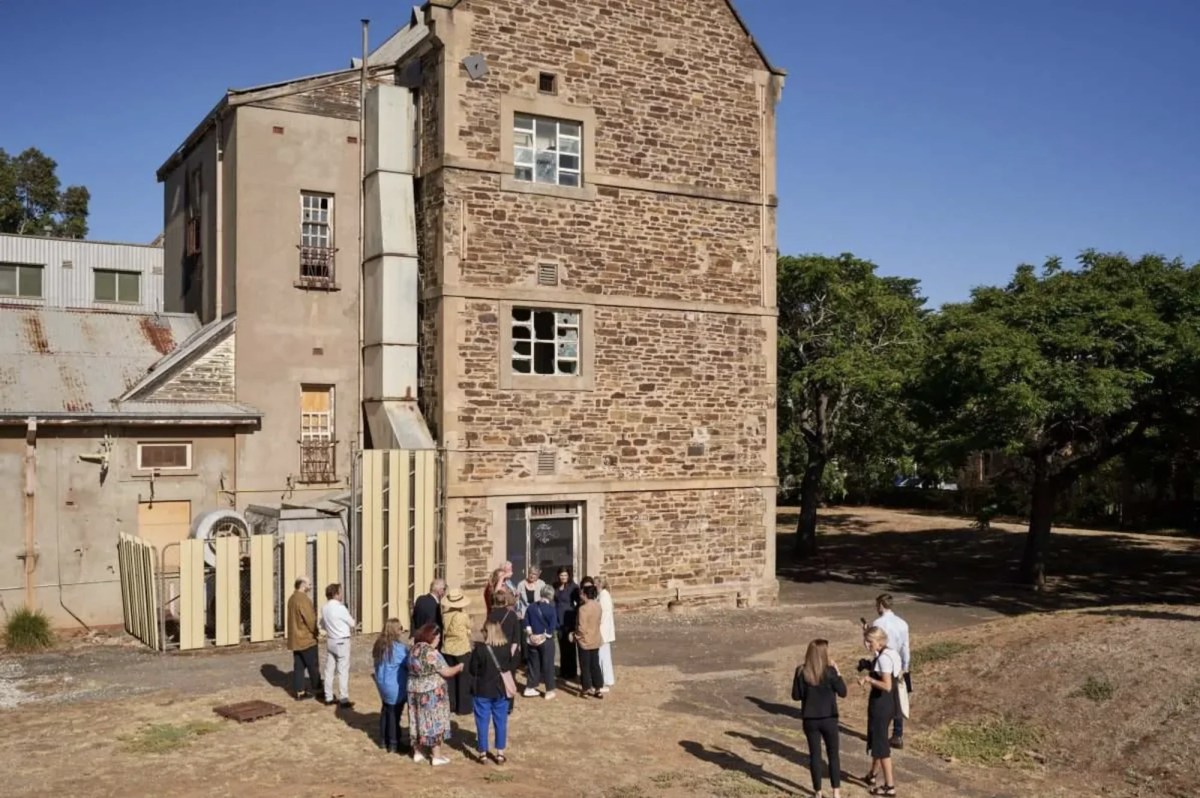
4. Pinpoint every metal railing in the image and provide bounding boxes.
[299,440,337,484]
[297,245,337,287]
